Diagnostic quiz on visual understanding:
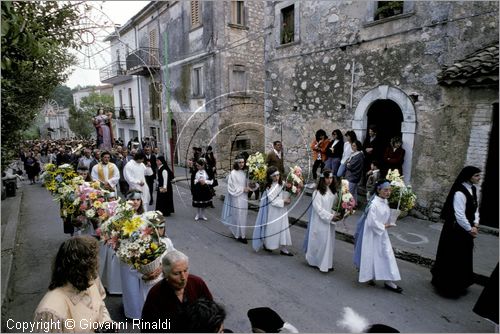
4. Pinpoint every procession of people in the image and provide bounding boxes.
[14,117,493,333]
